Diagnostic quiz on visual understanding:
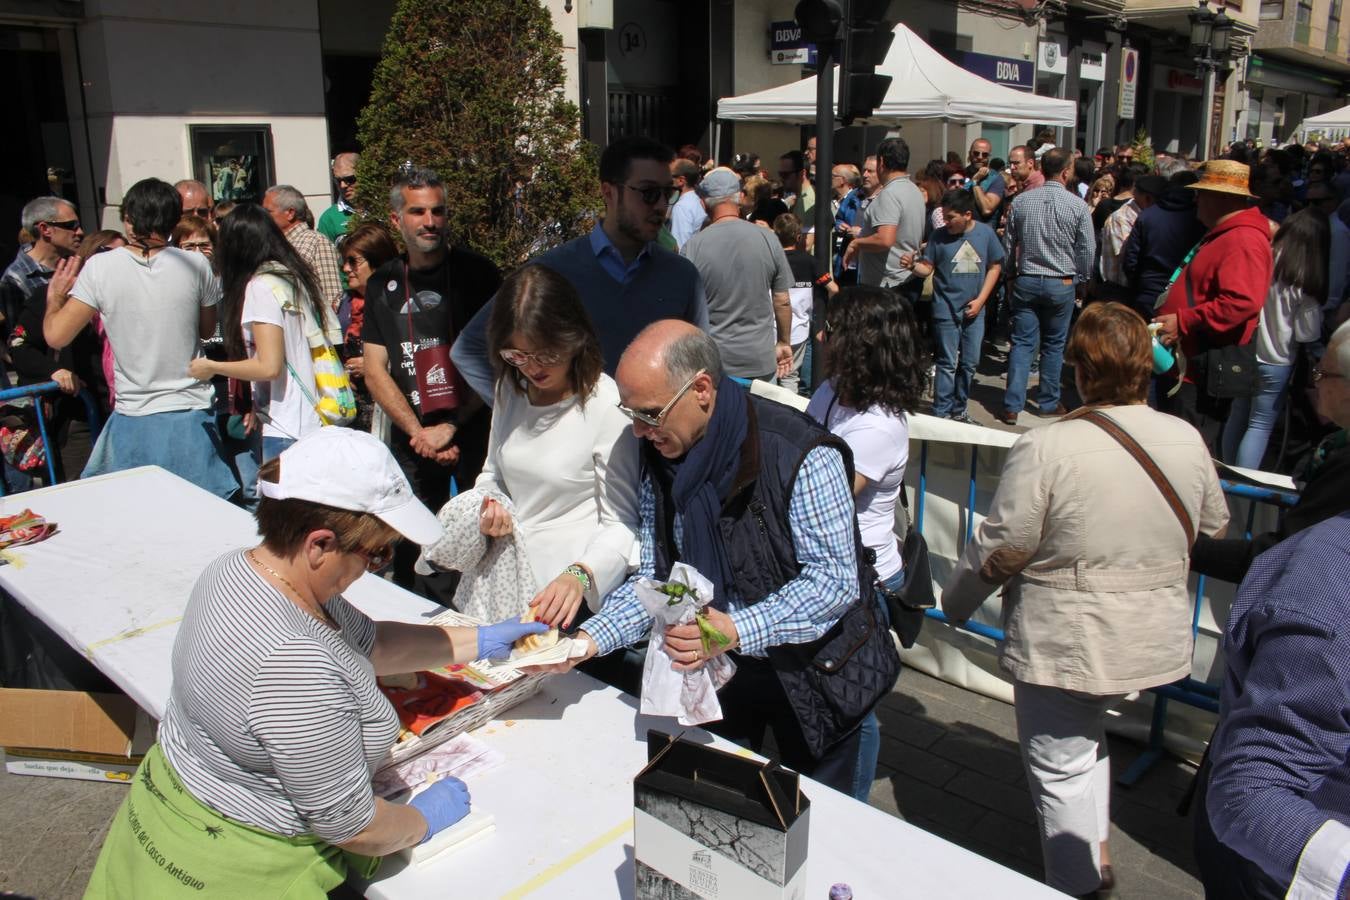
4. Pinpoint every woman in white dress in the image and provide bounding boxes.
[476,265,640,629]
